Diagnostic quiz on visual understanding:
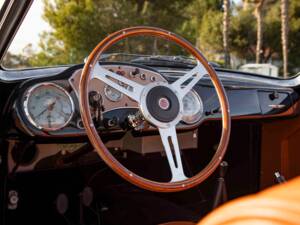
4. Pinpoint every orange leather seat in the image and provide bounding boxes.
[198,176,300,225]
[159,222,195,225]
[160,177,300,225]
